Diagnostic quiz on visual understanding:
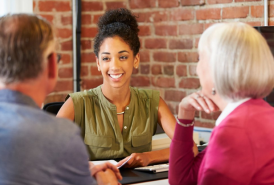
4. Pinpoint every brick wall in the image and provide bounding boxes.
[34,0,270,128]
